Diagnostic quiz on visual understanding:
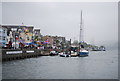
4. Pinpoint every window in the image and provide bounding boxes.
[0,36,1,40]
[27,37,29,40]
[3,30,5,34]
[3,36,6,40]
